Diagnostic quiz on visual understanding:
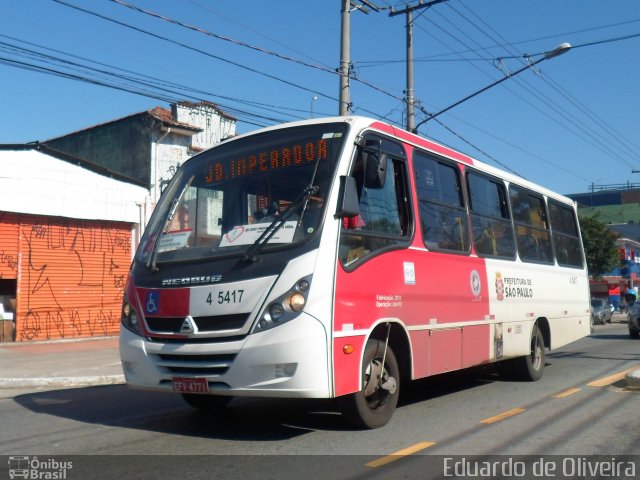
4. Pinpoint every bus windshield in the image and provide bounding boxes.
[138,123,348,267]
